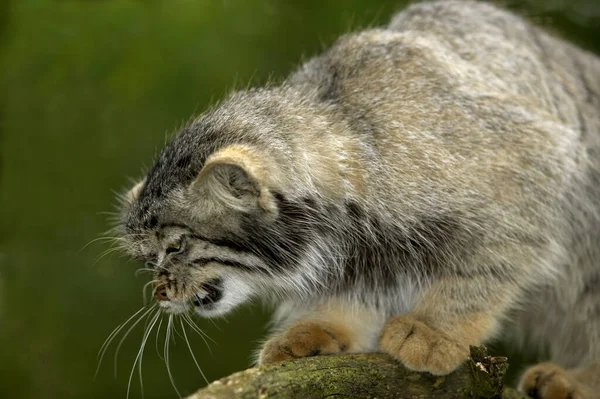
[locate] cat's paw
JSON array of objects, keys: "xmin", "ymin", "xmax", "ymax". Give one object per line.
[
  {"xmin": 379, "ymin": 315, "xmax": 469, "ymax": 375},
  {"xmin": 519, "ymin": 363, "xmax": 590, "ymax": 399},
  {"xmin": 258, "ymin": 321, "xmax": 351, "ymax": 365}
]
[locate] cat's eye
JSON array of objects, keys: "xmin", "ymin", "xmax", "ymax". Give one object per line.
[{"xmin": 166, "ymin": 240, "xmax": 182, "ymax": 254}]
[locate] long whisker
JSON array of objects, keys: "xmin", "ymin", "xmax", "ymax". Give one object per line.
[
  {"xmin": 126, "ymin": 310, "xmax": 161, "ymax": 399},
  {"xmin": 139, "ymin": 311, "xmax": 162, "ymax": 395},
  {"xmin": 182, "ymin": 313, "xmax": 215, "ymax": 352},
  {"xmin": 97, "ymin": 210, "xmax": 121, "ymax": 216},
  {"xmin": 135, "ymin": 268, "xmax": 156, "ymax": 276},
  {"xmin": 171, "ymin": 318, "xmax": 184, "ymax": 341},
  {"xmin": 94, "ymin": 246, "xmax": 123, "ymax": 261},
  {"xmin": 207, "ymin": 316, "xmax": 222, "ymax": 331},
  {"xmin": 94, "ymin": 246, "xmax": 130, "ymax": 265},
  {"xmin": 80, "ymin": 236, "xmax": 125, "ymax": 252},
  {"xmin": 155, "ymin": 317, "xmax": 164, "ymax": 360},
  {"xmin": 95, "ymin": 305, "xmax": 148, "ymax": 379},
  {"xmin": 182, "ymin": 313, "xmax": 212, "ymax": 341},
  {"xmin": 97, "ymin": 305, "xmax": 147, "ymax": 360},
  {"xmin": 164, "ymin": 314, "xmax": 182, "ymax": 398},
  {"xmin": 142, "ymin": 280, "xmax": 160, "ymax": 305},
  {"xmin": 180, "ymin": 318, "xmax": 209, "ymax": 384},
  {"xmin": 113, "ymin": 305, "xmax": 157, "ymax": 378}
]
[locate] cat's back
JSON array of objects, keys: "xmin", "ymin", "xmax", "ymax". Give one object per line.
[
  {"xmin": 292, "ymin": 0, "xmax": 599, "ymax": 141},
  {"xmin": 389, "ymin": 0, "xmax": 599, "ymax": 134}
]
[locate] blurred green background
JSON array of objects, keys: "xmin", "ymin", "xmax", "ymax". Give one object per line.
[{"xmin": 0, "ymin": 0, "xmax": 598, "ymax": 398}]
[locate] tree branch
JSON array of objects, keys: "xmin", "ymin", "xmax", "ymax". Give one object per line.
[{"xmin": 187, "ymin": 346, "xmax": 530, "ymax": 399}]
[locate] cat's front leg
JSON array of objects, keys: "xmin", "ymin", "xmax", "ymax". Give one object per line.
[
  {"xmin": 380, "ymin": 276, "xmax": 513, "ymax": 375},
  {"xmin": 258, "ymin": 299, "xmax": 386, "ymax": 365}
]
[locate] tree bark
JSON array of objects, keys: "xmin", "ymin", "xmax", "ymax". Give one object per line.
[{"xmin": 187, "ymin": 346, "xmax": 530, "ymax": 399}]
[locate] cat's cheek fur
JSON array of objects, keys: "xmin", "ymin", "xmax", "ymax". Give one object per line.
[{"xmin": 193, "ymin": 273, "xmax": 254, "ymax": 318}]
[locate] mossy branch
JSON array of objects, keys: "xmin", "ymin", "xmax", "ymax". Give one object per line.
[{"xmin": 186, "ymin": 346, "xmax": 530, "ymax": 399}]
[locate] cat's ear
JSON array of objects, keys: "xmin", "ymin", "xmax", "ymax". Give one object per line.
[
  {"xmin": 122, "ymin": 179, "xmax": 146, "ymax": 206},
  {"xmin": 191, "ymin": 145, "xmax": 276, "ymax": 213}
]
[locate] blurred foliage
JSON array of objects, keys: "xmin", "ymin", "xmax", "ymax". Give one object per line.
[{"xmin": 0, "ymin": 1, "xmax": 598, "ymax": 398}]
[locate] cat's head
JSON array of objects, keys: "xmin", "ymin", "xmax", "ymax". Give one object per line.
[{"xmin": 118, "ymin": 110, "xmax": 321, "ymax": 317}]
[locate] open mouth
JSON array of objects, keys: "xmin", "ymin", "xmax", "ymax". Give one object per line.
[{"xmin": 191, "ymin": 277, "xmax": 223, "ymax": 308}]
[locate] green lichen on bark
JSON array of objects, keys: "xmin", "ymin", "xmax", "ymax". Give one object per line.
[{"xmin": 187, "ymin": 347, "xmax": 529, "ymax": 399}]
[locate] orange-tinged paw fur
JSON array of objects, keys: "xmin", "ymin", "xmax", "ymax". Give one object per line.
[
  {"xmin": 258, "ymin": 321, "xmax": 351, "ymax": 365},
  {"xmin": 379, "ymin": 315, "xmax": 469, "ymax": 375},
  {"xmin": 519, "ymin": 363, "xmax": 593, "ymax": 399}
]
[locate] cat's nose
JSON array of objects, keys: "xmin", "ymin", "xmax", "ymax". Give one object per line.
[{"xmin": 153, "ymin": 282, "xmax": 169, "ymax": 301}]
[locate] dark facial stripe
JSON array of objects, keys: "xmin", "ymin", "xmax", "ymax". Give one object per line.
[
  {"xmin": 154, "ymin": 222, "xmax": 251, "ymax": 254},
  {"xmin": 188, "ymin": 233, "xmax": 254, "ymax": 255},
  {"xmin": 236, "ymin": 191, "xmax": 320, "ymax": 272},
  {"xmin": 191, "ymin": 257, "xmax": 255, "ymax": 272},
  {"xmin": 202, "ymin": 236, "xmax": 253, "ymax": 254}
]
